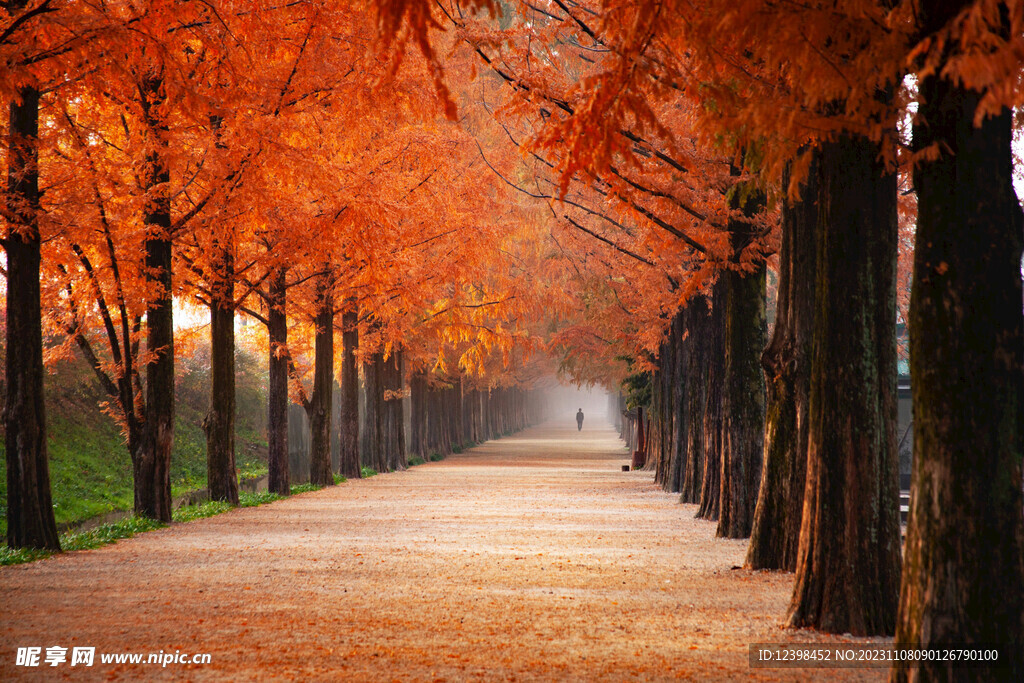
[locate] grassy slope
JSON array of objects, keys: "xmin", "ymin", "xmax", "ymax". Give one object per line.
[{"xmin": 1, "ymin": 347, "xmax": 269, "ymax": 535}]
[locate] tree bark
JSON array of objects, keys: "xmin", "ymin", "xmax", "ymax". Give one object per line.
[
  {"xmin": 892, "ymin": 19, "xmax": 1024, "ymax": 678},
  {"xmin": 338, "ymin": 305, "xmax": 360, "ymax": 479},
  {"xmin": 4, "ymin": 83, "xmax": 60, "ymax": 550},
  {"xmin": 788, "ymin": 132, "xmax": 901, "ymax": 635},
  {"xmin": 717, "ymin": 189, "xmax": 767, "ymax": 539},
  {"xmin": 696, "ymin": 281, "xmax": 726, "ymax": 521},
  {"xmin": 306, "ymin": 278, "xmax": 335, "ymax": 487},
  {"xmin": 267, "ymin": 268, "xmax": 289, "ymax": 495},
  {"xmin": 133, "ymin": 73, "xmax": 174, "ymax": 522},
  {"xmin": 361, "ymin": 351, "xmax": 385, "ymax": 471},
  {"xmin": 205, "ymin": 237, "xmax": 239, "ymax": 504},
  {"xmin": 746, "ymin": 156, "xmax": 819, "ymax": 570},
  {"xmin": 650, "ymin": 365, "xmax": 665, "ymax": 481},
  {"xmin": 381, "ymin": 349, "xmax": 406, "ymax": 471},
  {"xmin": 680, "ymin": 298, "xmax": 709, "ymax": 504},
  {"xmin": 670, "ymin": 313, "xmax": 687, "ymax": 494},
  {"xmin": 410, "ymin": 370, "xmax": 428, "ymax": 460},
  {"xmin": 658, "ymin": 316, "xmax": 681, "ymax": 490}
]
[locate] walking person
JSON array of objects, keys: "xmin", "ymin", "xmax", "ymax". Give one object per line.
[{"xmin": 576, "ymin": 408, "xmax": 584, "ymax": 431}]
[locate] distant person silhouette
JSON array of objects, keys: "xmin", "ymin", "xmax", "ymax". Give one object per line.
[{"xmin": 576, "ymin": 408, "xmax": 584, "ymax": 431}]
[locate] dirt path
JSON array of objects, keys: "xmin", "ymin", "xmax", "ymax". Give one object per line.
[{"xmin": 2, "ymin": 420, "xmax": 886, "ymax": 681}]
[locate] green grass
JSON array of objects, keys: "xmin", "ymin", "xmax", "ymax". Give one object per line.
[
  {"xmin": 407, "ymin": 455, "xmax": 426, "ymax": 467},
  {"xmin": 0, "ymin": 546, "xmax": 52, "ymax": 566},
  {"xmin": 0, "ymin": 478, "xmax": 340, "ymax": 566},
  {"xmin": 172, "ymin": 500, "xmax": 234, "ymax": 523},
  {"xmin": 0, "ymin": 349, "xmax": 270, "ymax": 538},
  {"xmin": 171, "ymin": 490, "xmax": 288, "ymax": 523},
  {"xmin": 360, "ymin": 466, "xmax": 378, "ymax": 478},
  {"xmin": 169, "ymin": 404, "xmax": 268, "ymax": 498},
  {"xmin": 428, "ymin": 452, "xmax": 445, "ymax": 462},
  {"xmin": 241, "ymin": 491, "xmax": 283, "ymax": 506},
  {"xmin": 1, "ymin": 515, "xmax": 165, "ymax": 566},
  {"xmin": 45, "ymin": 414, "xmax": 136, "ymax": 527},
  {"xmin": 63, "ymin": 515, "xmax": 166, "ymax": 550}
]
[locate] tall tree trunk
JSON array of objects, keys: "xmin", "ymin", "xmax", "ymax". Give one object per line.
[
  {"xmin": 651, "ymin": 366, "xmax": 665, "ymax": 482},
  {"xmin": 267, "ymin": 268, "xmax": 289, "ymax": 495},
  {"xmin": 382, "ymin": 350, "xmax": 406, "ymax": 471},
  {"xmin": 306, "ymin": 280, "xmax": 335, "ymax": 487},
  {"xmin": 717, "ymin": 202, "xmax": 767, "ymax": 538},
  {"xmin": 361, "ymin": 351, "xmax": 385, "ymax": 472},
  {"xmin": 697, "ymin": 281, "xmax": 726, "ymax": 521},
  {"xmin": 788, "ymin": 132, "xmax": 901, "ymax": 635},
  {"xmin": 338, "ymin": 305, "xmax": 360, "ymax": 479},
  {"xmin": 4, "ymin": 83, "xmax": 60, "ymax": 550},
  {"xmin": 410, "ymin": 370, "xmax": 427, "ymax": 459},
  {"xmin": 680, "ymin": 297, "xmax": 708, "ymax": 504},
  {"xmin": 670, "ymin": 313, "xmax": 687, "ymax": 494},
  {"xmin": 892, "ymin": 20, "xmax": 1024, "ymax": 679},
  {"xmin": 133, "ymin": 73, "xmax": 174, "ymax": 522},
  {"xmin": 633, "ymin": 406, "xmax": 646, "ymax": 468},
  {"xmin": 205, "ymin": 237, "xmax": 238, "ymax": 504},
  {"xmin": 441, "ymin": 385, "xmax": 454, "ymax": 453},
  {"xmin": 660, "ymin": 316, "xmax": 681, "ymax": 490},
  {"xmin": 747, "ymin": 156, "xmax": 819, "ymax": 570},
  {"xmin": 460, "ymin": 379, "xmax": 471, "ymax": 445}
]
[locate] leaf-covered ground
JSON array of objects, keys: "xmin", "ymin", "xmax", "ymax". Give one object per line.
[{"xmin": 1, "ymin": 421, "xmax": 885, "ymax": 681}]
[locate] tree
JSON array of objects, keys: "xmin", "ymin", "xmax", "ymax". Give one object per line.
[
  {"xmin": 267, "ymin": 267, "xmax": 291, "ymax": 493},
  {"xmin": 132, "ymin": 67, "xmax": 175, "ymax": 522},
  {"xmin": 302, "ymin": 268, "xmax": 336, "ymax": 487},
  {"xmin": 203, "ymin": 225, "xmax": 239, "ymax": 505},
  {"xmin": 787, "ymin": 131, "xmax": 902, "ymax": 635},
  {"xmin": 746, "ymin": 157, "xmax": 820, "ymax": 571},
  {"xmin": 717, "ymin": 179, "xmax": 767, "ymax": 539},
  {"xmin": 4, "ymin": 70, "xmax": 60, "ymax": 550},
  {"xmin": 361, "ymin": 343, "xmax": 406, "ymax": 473},
  {"xmin": 338, "ymin": 304, "xmax": 360, "ymax": 479},
  {"xmin": 893, "ymin": 2, "xmax": 1024, "ymax": 678}
]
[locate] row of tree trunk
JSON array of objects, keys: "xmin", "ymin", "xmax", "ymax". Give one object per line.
[
  {"xmin": 627, "ymin": 75, "xmax": 1023, "ymax": 674},
  {"xmin": 638, "ymin": 136, "xmax": 902, "ymax": 636},
  {"xmin": 361, "ymin": 349, "xmax": 406, "ymax": 473},
  {"xmin": 410, "ymin": 373, "xmax": 542, "ymax": 460}
]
